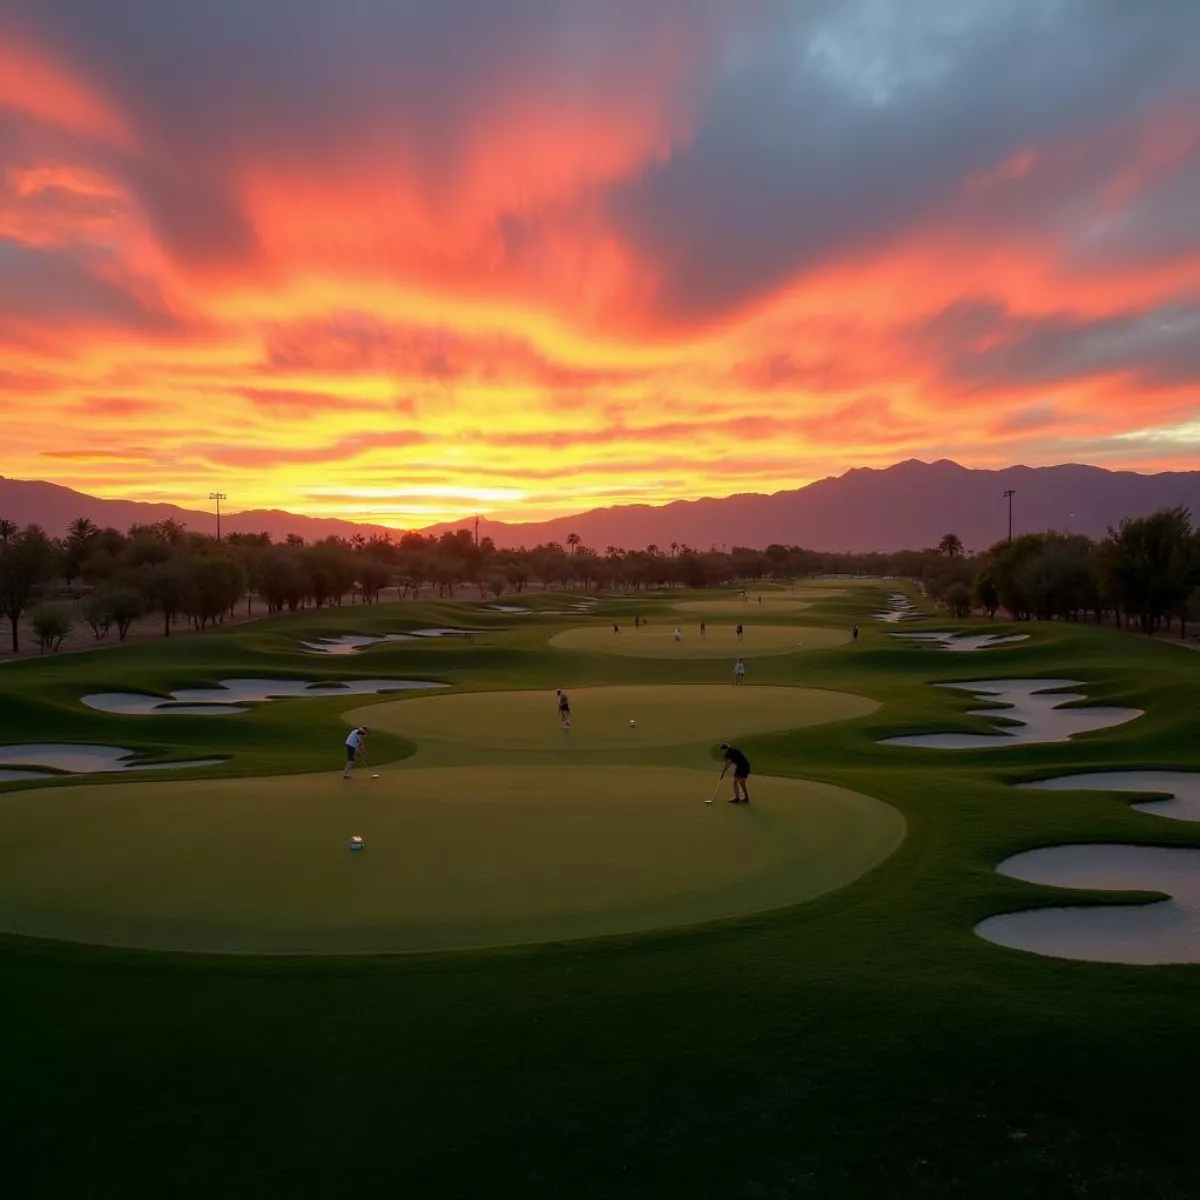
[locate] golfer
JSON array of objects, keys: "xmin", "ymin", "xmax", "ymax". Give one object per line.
[
  {"xmin": 719, "ymin": 743, "xmax": 751, "ymax": 804},
  {"xmin": 673, "ymin": 627, "xmax": 683, "ymax": 642},
  {"xmin": 733, "ymin": 657, "xmax": 746, "ymax": 685},
  {"xmin": 343, "ymin": 726, "xmax": 368, "ymax": 779},
  {"xmin": 851, "ymin": 624, "xmax": 859, "ymax": 644},
  {"xmin": 556, "ymin": 688, "xmax": 571, "ymax": 730},
  {"xmin": 700, "ymin": 621, "xmax": 706, "ymax": 637},
  {"xmin": 736, "ymin": 623, "xmax": 744, "ymax": 641}
]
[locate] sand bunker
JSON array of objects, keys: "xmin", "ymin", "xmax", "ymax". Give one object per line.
[
  {"xmin": 975, "ymin": 844, "xmax": 1200, "ymax": 964},
  {"xmin": 301, "ymin": 633, "xmax": 417, "ymax": 655},
  {"xmin": 892, "ymin": 631, "xmax": 1029, "ymax": 652},
  {"xmin": 880, "ymin": 679, "xmax": 1142, "ymax": 749},
  {"xmin": 1019, "ymin": 771, "xmax": 1200, "ymax": 823},
  {"xmin": 82, "ymin": 677, "xmax": 447, "ymax": 716},
  {"xmin": 0, "ymin": 744, "xmax": 220, "ymax": 781},
  {"xmin": 872, "ymin": 594, "xmax": 921, "ymax": 623},
  {"xmin": 302, "ymin": 629, "xmax": 485, "ymax": 654}
]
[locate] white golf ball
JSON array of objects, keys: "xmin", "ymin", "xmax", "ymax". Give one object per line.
[{"xmin": 629, "ymin": 719, "xmax": 636, "ymax": 727}]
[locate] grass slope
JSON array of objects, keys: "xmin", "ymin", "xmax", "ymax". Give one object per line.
[{"xmin": 2, "ymin": 580, "xmax": 1199, "ymax": 1198}]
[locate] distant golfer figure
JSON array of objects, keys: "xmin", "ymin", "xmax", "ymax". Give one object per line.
[
  {"xmin": 719, "ymin": 743, "xmax": 751, "ymax": 804},
  {"xmin": 673, "ymin": 627, "xmax": 683, "ymax": 642},
  {"xmin": 700, "ymin": 621, "xmax": 707, "ymax": 638},
  {"xmin": 556, "ymin": 688, "xmax": 571, "ymax": 730},
  {"xmin": 635, "ymin": 615, "xmax": 640, "ymax": 628},
  {"xmin": 851, "ymin": 624, "xmax": 859, "ymax": 644},
  {"xmin": 736, "ymin": 623, "xmax": 744, "ymax": 641},
  {"xmin": 733, "ymin": 657, "xmax": 746, "ymax": 685},
  {"xmin": 613, "ymin": 622, "xmax": 620, "ymax": 634},
  {"xmin": 343, "ymin": 726, "xmax": 368, "ymax": 779}
]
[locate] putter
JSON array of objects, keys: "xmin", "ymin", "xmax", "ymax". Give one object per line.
[
  {"xmin": 361, "ymin": 751, "xmax": 380, "ymax": 780},
  {"xmin": 705, "ymin": 777, "xmax": 722, "ymax": 805}
]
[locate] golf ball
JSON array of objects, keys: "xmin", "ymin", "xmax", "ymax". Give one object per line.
[
  {"xmin": 349, "ymin": 836, "xmax": 365, "ymax": 852},
  {"xmin": 629, "ymin": 719, "xmax": 637, "ymax": 727}
]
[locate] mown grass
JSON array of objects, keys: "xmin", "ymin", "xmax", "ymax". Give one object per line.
[{"xmin": 2, "ymin": 580, "xmax": 1199, "ymax": 1198}]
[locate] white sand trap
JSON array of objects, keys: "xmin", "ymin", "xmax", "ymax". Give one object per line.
[
  {"xmin": 976, "ymin": 844, "xmax": 1200, "ymax": 964},
  {"xmin": 872, "ymin": 594, "xmax": 921, "ymax": 623},
  {"xmin": 486, "ymin": 605, "xmax": 531, "ymax": 614},
  {"xmin": 1019, "ymin": 771, "xmax": 1200, "ymax": 823},
  {"xmin": 301, "ymin": 633, "xmax": 417, "ymax": 655},
  {"xmin": 880, "ymin": 679, "xmax": 1142, "ymax": 749},
  {"xmin": 82, "ymin": 677, "xmax": 447, "ymax": 716},
  {"xmin": 892, "ymin": 631, "xmax": 1029, "ymax": 652},
  {"xmin": 0, "ymin": 743, "xmax": 220, "ymax": 779},
  {"xmin": 409, "ymin": 628, "xmax": 486, "ymax": 638}
]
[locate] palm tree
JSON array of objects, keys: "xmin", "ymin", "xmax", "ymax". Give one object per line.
[
  {"xmin": 938, "ymin": 533, "xmax": 964, "ymax": 558},
  {"xmin": 566, "ymin": 532, "xmax": 581, "ymax": 556},
  {"xmin": 67, "ymin": 516, "xmax": 99, "ymax": 545},
  {"xmin": 670, "ymin": 542, "xmax": 679, "ymax": 557},
  {"xmin": 0, "ymin": 518, "xmax": 16, "ymax": 546}
]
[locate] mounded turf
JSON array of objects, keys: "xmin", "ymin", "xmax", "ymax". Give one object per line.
[
  {"xmin": 550, "ymin": 622, "xmax": 847, "ymax": 657},
  {"xmin": 0, "ymin": 765, "xmax": 903, "ymax": 953},
  {"xmin": 349, "ymin": 684, "xmax": 878, "ymax": 750}
]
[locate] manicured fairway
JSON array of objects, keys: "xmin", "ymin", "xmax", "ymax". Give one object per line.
[
  {"xmin": 550, "ymin": 622, "xmax": 847, "ymax": 657},
  {"xmin": 5, "ymin": 589, "xmax": 1200, "ymax": 1199},
  {"xmin": 0, "ymin": 765, "xmax": 903, "ymax": 953},
  {"xmin": 350, "ymin": 684, "xmax": 878, "ymax": 750}
]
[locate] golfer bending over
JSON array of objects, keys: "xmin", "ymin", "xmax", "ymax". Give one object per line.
[
  {"xmin": 343, "ymin": 726, "xmax": 369, "ymax": 779},
  {"xmin": 719, "ymin": 742, "xmax": 751, "ymax": 804}
]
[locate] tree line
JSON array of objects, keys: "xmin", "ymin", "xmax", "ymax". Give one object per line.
[
  {"xmin": 0, "ymin": 515, "xmax": 953, "ymax": 653},
  {"xmin": 2, "ymin": 507, "xmax": 1196, "ymax": 653},
  {"xmin": 970, "ymin": 507, "xmax": 1200, "ymax": 635}
]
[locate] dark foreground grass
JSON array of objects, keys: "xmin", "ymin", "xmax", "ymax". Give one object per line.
[{"xmin": 2, "ymin": 582, "xmax": 1200, "ymax": 1198}]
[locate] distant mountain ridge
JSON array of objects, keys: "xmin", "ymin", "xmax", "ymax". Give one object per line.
[
  {"xmin": 0, "ymin": 477, "xmax": 397, "ymax": 544},
  {"xmin": 2, "ymin": 460, "xmax": 1199, "ymax": 552}
]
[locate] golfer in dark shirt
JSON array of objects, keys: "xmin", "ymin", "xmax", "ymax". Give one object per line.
[{"xmin": 719, "ymin": 742, "xmax": 751, "ymax": 804}]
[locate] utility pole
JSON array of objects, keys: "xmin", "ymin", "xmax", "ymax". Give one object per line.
[
  {"xmin": 209, "ymin": 492, "xmax": 227, "ymax": 542},
  {"xmin": 1003, "ymin": 489, "xmax": 1015, "ymax": 543},
  {"xmin": 474, "ymin": 514, "xmax": 479, "ymax": 549}
]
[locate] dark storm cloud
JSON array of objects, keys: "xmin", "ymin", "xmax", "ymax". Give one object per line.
[
  {"xmin": 605, "ymin": 0, "xmax": 1200, "ymax": 322},
  {"xmin": 917, "ymin": 298, "xmax": 1200, "ymax": 391},
  {"xmin": 0, "ymin": 241, "xmax": 180, "ymax": 333},
  {"xmin": 4, "ymin": 0, "xmax": 1199, "ymax": 330}
]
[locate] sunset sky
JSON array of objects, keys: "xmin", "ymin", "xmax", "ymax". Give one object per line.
[{"xmin": 2, "ymin": 1, "xmax": 1199, "ymax": 526}]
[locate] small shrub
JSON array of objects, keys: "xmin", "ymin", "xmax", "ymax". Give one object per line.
[{"xmin": 30, "ymin": 603, "xmax": 74, "ymax": 654}]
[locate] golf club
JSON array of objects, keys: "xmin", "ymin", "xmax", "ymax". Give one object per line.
[
  {"xmin": 705, "ymin": 776, "xmax": 722, "ymax": 805},
  {"xmin": 360, "ymin": 749, "xmax": 380, "ymax": 779}
]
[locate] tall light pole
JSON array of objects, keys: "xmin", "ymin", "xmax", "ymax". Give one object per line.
[
  {"xmin": 209, "ymin": 492, "xmax": 227, "ymax": 542},
  {"xmin": 1003, "ymin": 489, "xmax": 1015, "ymax": 543}
]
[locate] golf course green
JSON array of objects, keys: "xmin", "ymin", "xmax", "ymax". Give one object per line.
[
  {"xmin": 2, "ymin": 580, "xmax": 1199, "ymax": 1198},
  {"xmin": 673, "ymin": 591, "xmax": 844, "ymax": 615},
  {"xmin": 0, "ymin": 765, "xmax": 902, "ymax": 953},
  {"xmin": 550, "ymin": 621, "xmax": 846, "ymax": 656},
  {"xmin": 351, "ymin": 683, "xmax": 877, "ymax": 750}
]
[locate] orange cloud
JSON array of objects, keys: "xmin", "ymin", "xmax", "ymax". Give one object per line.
[
  {"xmin": 2, "ymin": 4, "xmax": 1199, "ymax": 525},
  {"xmin": 0, "ymin": 34, "xmax": 135, "ymax": 148}
]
